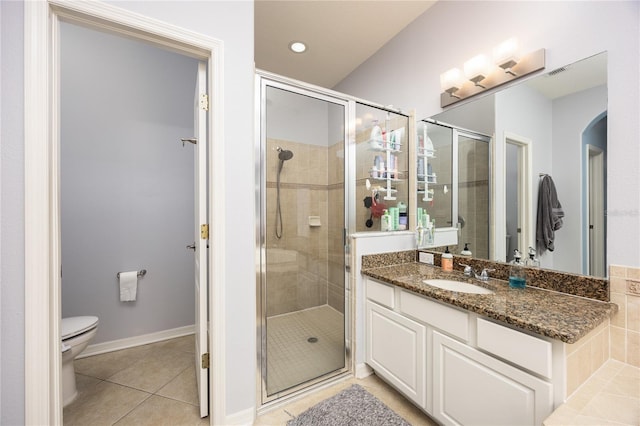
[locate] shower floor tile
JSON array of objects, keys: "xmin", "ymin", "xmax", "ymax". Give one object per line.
[{"xmin": 266, "ymin": 305, "xmax": 345, "ymax": 395}]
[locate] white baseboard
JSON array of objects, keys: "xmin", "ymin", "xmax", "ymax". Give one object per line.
[
  {"xmin": 79, "ymin": 325, "xmax": 195, "ymax": 358},
  {"xmin": 223, "ymin": 406, "xmax": 255, "ymax": 426},
  {"xmin": 355, "ymin": 362, "xmax": 374, "ymax": 379}
]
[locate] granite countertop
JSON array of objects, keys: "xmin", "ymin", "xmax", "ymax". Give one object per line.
[{"xmin": 362, "ymin": 262, "xmax": 617, "ymax": 344}]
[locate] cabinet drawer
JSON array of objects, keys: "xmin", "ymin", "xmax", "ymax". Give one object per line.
[
  {"xmin": 477, "ymin": 318, "xmax": 553, "ymax": 379},
  {"xmin": 400, "ymin": 290, "xmax": 469, "ymax": 341},
  {"xmin": 366, "ymin": 278, "xmax": 395, "ymax": 309}
]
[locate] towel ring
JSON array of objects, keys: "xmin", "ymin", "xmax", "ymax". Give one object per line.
[{"xmin": 117, "ymin": 269, "xmax": 147, "ymax": 279}]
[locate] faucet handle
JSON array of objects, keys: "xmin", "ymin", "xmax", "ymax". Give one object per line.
[
  {"xmin": 458, "ymin": 263, "xmax": 473, "ymax": 277},
  {"xmin": 479, "ymin": 268, "xmax": 495, "ymax": 281}
]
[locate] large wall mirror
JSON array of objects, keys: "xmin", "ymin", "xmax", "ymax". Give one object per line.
[{"xmin": 426, "ymin": 52, "xmax": 607, "ymax": 277}]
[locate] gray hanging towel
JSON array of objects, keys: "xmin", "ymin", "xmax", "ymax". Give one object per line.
[{"xmin": 536, "ymin": 175, "xmax": 564, "ymax": 254}]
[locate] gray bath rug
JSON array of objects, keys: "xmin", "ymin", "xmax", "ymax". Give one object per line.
[{"xmin": 286, "ymin": 384, "xmax": 411, "ymax": 426}]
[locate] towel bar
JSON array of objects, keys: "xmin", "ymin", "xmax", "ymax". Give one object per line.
[{"xmin": 117, "ymin": 269, "xmax": 147, "ymax": 279}]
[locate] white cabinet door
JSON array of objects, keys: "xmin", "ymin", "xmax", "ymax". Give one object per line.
[
  {"xmin": 366, "ymin": 300, "xmax": 426, "ymax": 407},
  {"xmin": 433, "ymin": 331, "xmax": 552, "ymax": 426}
]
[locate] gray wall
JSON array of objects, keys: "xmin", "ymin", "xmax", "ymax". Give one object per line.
[
  {"xmin": 60, "ymin": 22, "xmax": 197, "ymax": 344},
  {"xmin": 1, "ymin": 2, "xmax": 25, "ymax": 424},
  {"xmin": 1, "ymin": 1, "xmax": 255, "ymax": 422}
]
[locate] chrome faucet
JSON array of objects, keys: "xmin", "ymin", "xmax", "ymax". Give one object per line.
[{"xmin": 458, "ymin": 263, "xmax": 494, "ymax": 281}]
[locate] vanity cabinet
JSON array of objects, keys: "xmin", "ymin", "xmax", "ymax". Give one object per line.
[
  {"xmin": 364, "ymin": 276, "xmax": 557, "ymax": 425},
  {"xmin": 433, "ymin": 331, "xmax": 552, "ymax": 426},
  {"xmin": 365, "ymin": 279, "xmax": 425, "ymax": 406}
]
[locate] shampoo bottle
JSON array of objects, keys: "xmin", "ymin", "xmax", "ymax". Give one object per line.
[
  {"xmin": 370, "ymin": 120, "xmax": 382, "ymax": 144},
  {"xmin": 441, "ymin": 246, "xmax": 453, "ymax": 271},
  {"xmin": 381, "ymin": 209, "xmax": 390, "ymax": 232}
]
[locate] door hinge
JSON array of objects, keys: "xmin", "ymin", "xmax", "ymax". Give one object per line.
[
  {"xmin": 201, "ymin": 224, "xmax": 209, "ymax": 240},
  {"xmin": 200, "ymin": 94, "xmax": 209, "ymax": 111},
  {"xmin": 201, "ymin": 352, "xmax": 210, "ymax": 369}
]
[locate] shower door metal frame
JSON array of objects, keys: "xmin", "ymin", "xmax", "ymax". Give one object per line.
[{"xmin": 255, "ymin": 70, "xmax": 355, "ymax": 408}]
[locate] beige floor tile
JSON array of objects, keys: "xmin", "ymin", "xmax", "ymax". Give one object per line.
[
  {"xmin": 114, "ymin": 395, "xmax": 208, "ymax": 426},
  {"xmin": 157, "ymin": 364, "xmax": 199, "ymax": 406},
  {"xmin": 75, "ymin": 344, "xmax": 153, "ymax": 379},
  {"xmin": 75, "ymin": 373, "xmax": 102, "ymax": 394},
  {"xmin": 63, "ymin": 381, "xmax": 151, "ymax": 426},
  {"xmin": 571, "ymin": 414, "xmax": 632, "ymax": 425},
  {"xmin": 150, "ymin": 334, "xmax": 195, "ymax": 354},
  {"xmin": 107, "ymin": 347, "xmax": 192, "ymax": 393},
  {"xmin": 603, "ymin": 373, "xmax": 640, "ymax": 398},
  {"xmin": 580, "ymin": 393, "xmax": 640, "ymax": 425}
]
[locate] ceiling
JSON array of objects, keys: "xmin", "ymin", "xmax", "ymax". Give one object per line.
[{"xmin": 255, "ymin": 0, "xmax": 437, "ymax": 89}]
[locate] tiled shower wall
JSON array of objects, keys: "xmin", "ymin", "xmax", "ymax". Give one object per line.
[
  {"xmin": 458, "ymin": 139, "xmax": 490, "ymax": 259},
  {"xmin": 265, "ymin": 138, "xmax": 345, "ymax": 316}
]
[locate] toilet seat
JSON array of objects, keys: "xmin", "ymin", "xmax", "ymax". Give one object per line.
[{"xmin": 62, "ymin": 316, "xmax": 99, "ymax": 341}]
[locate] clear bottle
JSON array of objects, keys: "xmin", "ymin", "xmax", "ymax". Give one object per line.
[
  {"xmin": 509, "ymin": 249, "xmax": 526, "ymax": 289},
  {"xmin": 525, "ymin": 246, "xmax": 540, "ymax": 267}
]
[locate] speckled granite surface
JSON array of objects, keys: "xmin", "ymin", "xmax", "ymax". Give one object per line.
[
  {"xmin": 361, "ymin": 261, "xmax": 617, "ymax": 344},
  {"xmin": 417, "ymin": 249, "xmax": 610, "ymax": 302}
]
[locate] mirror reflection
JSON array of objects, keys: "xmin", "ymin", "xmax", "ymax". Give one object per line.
[{"xmin": 427, "ymin": 52, "xmax": 607, "ymax": 277}]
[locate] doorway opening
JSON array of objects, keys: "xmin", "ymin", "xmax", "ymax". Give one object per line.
[
  {"xmin": 504, "ymin": 133, "xmax": 533, "ymax": 262},
  {"xmin": 24, "ymin": 3, "xmax": 224, "ymax": 424}
]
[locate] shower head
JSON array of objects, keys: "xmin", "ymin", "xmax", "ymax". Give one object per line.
[{"xmin": 276, "ymin": 147, "xmax": 294, "ymax": 161}]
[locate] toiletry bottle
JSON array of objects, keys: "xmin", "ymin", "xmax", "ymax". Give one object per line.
[
  {"xmin": 460, "ymin": 243, "xmax": 472, "ymax": 257},
  {"xmin": 426, "ymin": 219, "xmax": 434, "ymax": 245},
  {"xmin": 416, "ymin": 223, "xmax": 424, "ymax": 248},
  {"xmin": 397, "ymin": 202, "xmax": 407, "ymax": 230},
  {"xmin": 381, "ymin": 209, "xmax": 390, "ymax": 232},
  {"xmin": 370, "ymin": 120, "xmax": 382, "ymax": 144},
  {"xmin": 442, "ymin": 247, "xmax": 453, "ymax": 271},
  {"xmin": 525, "ymin": 246, "xmax": 540, "ymax": 267},
  {"xmin": 509, "ymin": 249, "xmax": 526, "ymax": 289}
]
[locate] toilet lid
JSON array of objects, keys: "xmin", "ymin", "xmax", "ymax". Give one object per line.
[{"xmin": 62, "ymin": 316, "xmax": 98, "ymax": 340}]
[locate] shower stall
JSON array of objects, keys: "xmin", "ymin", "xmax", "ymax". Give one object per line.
[{"xmin": 256, "ymin": 73, "xmax": 351, "ymax": 405}]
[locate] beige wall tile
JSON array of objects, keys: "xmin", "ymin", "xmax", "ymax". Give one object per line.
[
  {"xmin": 609, "ymin": 265, "xmax": 627, "ymax": 278},
  {"xmin": 610, "ymin": 292, "xmax": 627, "ymax": 328},
  {"xmin": 627, "ymin": 267, "xmax": 640, "ymax": 280},
  {"xmin": 610, "ymin": 277, "xmax": 627, "ymax": 294},
  {"xmin": 627, "ymin": 295, "xmax": 640, "ymax": 332},
  {"xmin": 627, "ymin": 330, "xmax": 640, "ymax": 368},
  {"xmin": 610, "ymin": 326, "xmax": 626, "ymax": 362}
]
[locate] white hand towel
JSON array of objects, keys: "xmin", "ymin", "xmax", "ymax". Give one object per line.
[{"xmin": 119, "ymin": 271, "xmax": 138, "ymax": 302}]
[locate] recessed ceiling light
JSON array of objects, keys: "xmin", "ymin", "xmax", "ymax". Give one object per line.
[{"xmin": 289, "ymin": 41, "xmax": 307, "ymax": 54}]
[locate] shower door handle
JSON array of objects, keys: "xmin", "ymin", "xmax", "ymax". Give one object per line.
[{"xmin": 186, "ymin": 243, "xmax": 196, "ymax": 251}]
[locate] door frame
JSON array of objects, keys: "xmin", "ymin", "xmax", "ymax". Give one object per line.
[
  {"xmin": 254, "ymin": 71, "xmax": 353, "ymax": 408},
  {"xmin": 24, "ymin": 1, "xmax": 225, "ymax": 424},
  {"xmin": 503, "ymin": 132, "xmax": 533, "ymax": 260},
  {"xmin": 586, "ymin": 144, "xmax": 605, "ymax": 276}
]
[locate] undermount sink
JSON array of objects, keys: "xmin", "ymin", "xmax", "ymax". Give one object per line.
[{"xmin": 423, "ymin": 279, "xmax": 494, "ymax": 295}]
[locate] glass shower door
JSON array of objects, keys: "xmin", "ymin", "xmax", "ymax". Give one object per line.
[{"xmin": 258, "ymin": 79, "xmax": 348, "ymax": 402}]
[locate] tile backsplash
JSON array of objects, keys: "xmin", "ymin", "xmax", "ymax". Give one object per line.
[{"xmin": 609, "ymin": 264, "xmax": 640, "ymax": 368}]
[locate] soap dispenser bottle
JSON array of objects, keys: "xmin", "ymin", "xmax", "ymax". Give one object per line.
[
  {"xmin": 509, "ymin": 249, "xmax": 526, "ymax": 289},
  {"xmin": 460, "ymin": 243, "xmax": 472, "ymax": 257},
  {"xmin": 441, "ymin": 247, "xmax": 453, "ymax": 271},
  {"xmin": 525, "ymin": 246, "xmax": 540, "ymax": 267}
]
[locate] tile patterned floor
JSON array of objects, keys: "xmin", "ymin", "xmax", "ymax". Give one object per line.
[
  {"xmin": 266, "ymin": 305, "xmax": 345, "ymax": 395},
  {"xmin": 255, "ymin": 373, "xmax": 439, "ymax": 426},
  {"xmin": 64, "ymin": 334, "xmax": 207, "ymax": 426},
  {"xmin": 544, "ymin": 359, "xmax": 640, "ymax": 426}
]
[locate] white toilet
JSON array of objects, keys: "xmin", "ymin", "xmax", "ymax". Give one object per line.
[{"xmin": 61, "ymin": 316, "xmax": 99, "ymax": 407}]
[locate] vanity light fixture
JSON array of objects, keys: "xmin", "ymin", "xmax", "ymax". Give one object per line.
[
  {"xmin": 464, "ymin": 54, "xmax": 492, "ymax": 88},
  {"xmin": 494, "ymin": 37, "xmax": 520, "ymax": 76},
  {"xmin": 289, "ymin": 41, "xmax": 307, "ymax": 53},
  {"xmin": 440, "ymin": 38, "xmax": 545, "ymax": 108},
  {"xmin": 439, "ymin": 67, "xmax": 465, "ymax": 98}
]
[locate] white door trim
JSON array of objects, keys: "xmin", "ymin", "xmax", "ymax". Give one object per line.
[
  {"xmin": 503, "ymin": 131, "xmax": 533, "ymax": 260},
  {"xmin": 24, "ymin": 1, "xmax": 226, "ymax": 424}
]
